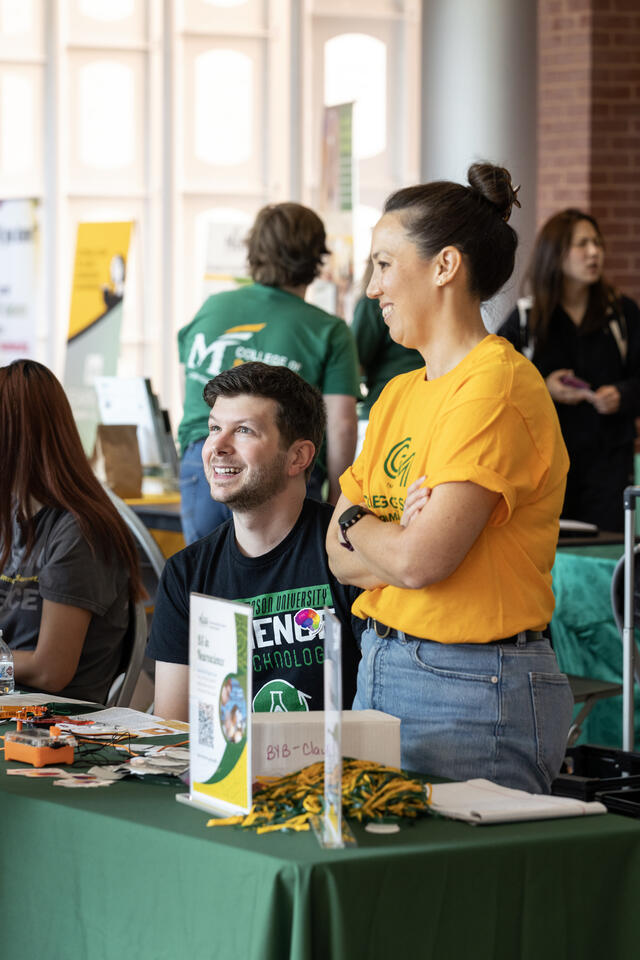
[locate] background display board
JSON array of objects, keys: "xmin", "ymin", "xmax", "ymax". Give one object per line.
[
  {"xmin": 64, "ymin": 221, "xmax": 133, "ymax": 452},
  {"xmin": 0, "ymin": 198, "xmax": 39, "ymax": 365}
]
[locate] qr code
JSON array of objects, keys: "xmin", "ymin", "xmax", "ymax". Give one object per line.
[{"xmin": 198, "ymin": 702, "xmax": 215, "ymax": 747}]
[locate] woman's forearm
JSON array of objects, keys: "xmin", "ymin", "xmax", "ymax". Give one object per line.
[
  {"xmin": 331, "ymin": 482, "xmax": 501, "ymax": 591},
  {"xmin": 326, "ymin": 494, "xmax": 389, "ymax": 589},
  {"xmin": 339, "ymin": 515, "xmax": 418, "ymax": 588},
  {"xmin": 13, "ymin": 599, "xmax": 91, "ymax": 692},
  {"xmin": 327, "ymin": 541, "xmax": 388, "ymax": 590},
  {"xmin": 326, "ymin": 502, "xmax": 409, "ymax": 589},
  {"xmin": 12, "ymin": 648, "xmax": 66, "ymax": 693}
]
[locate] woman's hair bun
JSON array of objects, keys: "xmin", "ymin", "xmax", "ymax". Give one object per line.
[{"xmin": 467, "ymin": 162, "xmax": 521, "ymax": 222}]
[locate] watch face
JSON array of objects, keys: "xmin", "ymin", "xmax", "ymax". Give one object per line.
[{"xmin": 339, "ymin": 504, "xmax": 363, "ymax": 527}]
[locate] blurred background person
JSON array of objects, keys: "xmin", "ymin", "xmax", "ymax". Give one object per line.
[
  {"xmin": 0, "ymin": 360, "xmax": 143, "ymax": 703},
  {"xmin": 177, "ymin": 202, "xmax": 360, "ymax": 544},
  {"xmin": 499, "ymin": 209, "xmax": 640, "ymax": 532},
  {"xmin": 351, "ymin": 261, "xmax": 423, "ymax": 452}
]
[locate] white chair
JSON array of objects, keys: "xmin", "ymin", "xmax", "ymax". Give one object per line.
[
  {"xmin": 102, "ymin": 486, "xmax": 166, "ymax": 606},
  {"xmin": 107, "ymin": 600, "xmax": 149, "ymax": 708},
  {"xmin": 102, "ymin": 487, "xmax": 167, "ymax": 710}
]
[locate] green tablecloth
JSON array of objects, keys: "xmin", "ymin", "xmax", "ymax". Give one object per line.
[
  {"xmin": 3, "ymin": 763, "xmax": 640, "ymax": 960},
  {"xmin": 552, "ymin": 542, "xmax": 640, "ymax": 748}
]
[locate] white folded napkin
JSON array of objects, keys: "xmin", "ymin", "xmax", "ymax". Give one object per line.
[{"xmin": 429, "ymin": 778, "xmax": 606, "ymax": 824}]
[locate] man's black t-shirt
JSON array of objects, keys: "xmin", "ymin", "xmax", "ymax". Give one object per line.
[{"xmin": 147, "ymin": 499, "xmax": 362, "ymax": 711}]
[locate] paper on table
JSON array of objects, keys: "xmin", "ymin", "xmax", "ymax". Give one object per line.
[
  {"xmin": 54, "ymin": 777, "xmax": 112, "ymax": 788},
  {"xmin": 0, "ymin": 693, "xmax": 97, "ymax": 707},
  {"xmin": 429, "ymin": 778, "xmax": 607, "ymax": 824},
  {"xmin": 59, "ymin": 707, "xmax": 186, "ymax": 738},
  {"xmin": 6, "ymin": 767, "xmax": 72, "ymax": 778}
]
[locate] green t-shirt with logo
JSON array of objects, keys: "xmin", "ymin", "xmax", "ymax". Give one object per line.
[{"xmin": 177, "ymin": 284, "xmax": 360, "ymax": 471}]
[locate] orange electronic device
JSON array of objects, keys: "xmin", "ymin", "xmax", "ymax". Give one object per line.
[
  {"xmin": 0, "ymin": 704, "xmax": 48, "ymax": 721},
  {"xmin": 2, "ymin": 724, "xmax": 76, "ymax": 767}
]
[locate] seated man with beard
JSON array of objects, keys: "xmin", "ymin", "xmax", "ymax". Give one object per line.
[{"xmin": 147, "ymin": 362, "xmax": 361, "ymax": 720}]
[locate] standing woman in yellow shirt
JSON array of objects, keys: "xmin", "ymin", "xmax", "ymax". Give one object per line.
[{"xmin": 327, "ymin": 163, "xmax": 573, "ymax": 794}]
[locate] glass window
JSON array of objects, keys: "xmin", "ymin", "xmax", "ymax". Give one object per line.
[
  {"xmin": 353, "ymin": 203, "xmax": 381, "ymax": 281},
  {"xmin": 203, "ymin": 0, "xmax": 248, "ymax": 7},
  {"xmin": 324, "ymin": 33, "xmax": 386, "ymax": 160},
  {"xmin": 1, "ymin": 0, "xmax": 34, "ymax": 35},
  {"xmin": 0, "ymin": 0, "xmax": 42, "ymax": 59},
  {"xmin": 195, "ymin": 50, "xmax": 252, "ymax": 166},
  {"xmin": 79, "ymin": 0, "xmax": 134, "ymax": 21},
  {"xmin": 183, "ymin": 0, "xmax": 263, "ymax": 32},
  {"xmin": 69, "ymin": 0, "xmax": 145, "ymax": 44},
  {"xmin": 1, "ymin": 71, "xmax": 34, "ymax": 174},
  {"xmin": 79, "ymin": 60, "xmax": 135, "ymax": 170}
]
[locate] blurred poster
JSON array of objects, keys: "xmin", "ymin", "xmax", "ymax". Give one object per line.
[
  {"xmin": 64, "ymin": 221, "xmax": 133, "ymax": 452},
  {"xmin": 310, "ymin": 103, "xmax": 355, "ymax": 321},
  {"xmin": 0, "ymin": 199, "xmax": 39, "ymax": 366},
  {"xmin": 200, "ymin": 211, "xmax": 252, "ymax": 301},
  {"xmin": 320, "ymin": 102, "xmax": 354, "ymax": 214}
]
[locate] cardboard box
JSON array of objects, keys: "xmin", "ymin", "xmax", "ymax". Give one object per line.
[{"xmin": 251, "ymin": 709, "xmax": 401, "ymax": 778}]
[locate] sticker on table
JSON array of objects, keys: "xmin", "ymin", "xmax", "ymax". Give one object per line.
[{"xmin": 53, "ymin": 775, "xmax": 112, "ymax": 788}]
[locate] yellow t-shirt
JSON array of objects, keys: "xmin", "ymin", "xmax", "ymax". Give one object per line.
[{"xmin": 340, "ymin": 335, "xmax": 569, "ymax": 643}]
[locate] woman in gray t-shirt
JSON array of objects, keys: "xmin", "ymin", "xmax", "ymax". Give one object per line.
[{"xmin": 0, "ymin": 360, "xmax": 143, "ymax": 703}]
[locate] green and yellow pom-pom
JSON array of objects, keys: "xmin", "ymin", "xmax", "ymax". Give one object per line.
[{"xmin": 207, "ymin": 759, "xmax": 431, "ymax": 834}]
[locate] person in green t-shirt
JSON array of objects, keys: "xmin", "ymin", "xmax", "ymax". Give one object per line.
[
  {"xmin": 352, "ymin": 288, "xmax": 424, "ymax": 420},
  {"xmin": 177, "ymin": 203, "xmax": 360, "ymax": 543}
]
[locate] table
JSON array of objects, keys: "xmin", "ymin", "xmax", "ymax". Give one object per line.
[
  {"xmin": 3, "ymin": 757, "xmax": 640, "ymax": 960},
  {"xmin": 552, "ymin": 538, "xmax": 640, "ymax": 749},
  {"xmin": 125, "ymin": 494, "xmax": 185, "ymax": 558}
]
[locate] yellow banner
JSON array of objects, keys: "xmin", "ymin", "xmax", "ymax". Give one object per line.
[{"xmin": 67, "ymin": 221, "xmax": 132, "ymax": 341}]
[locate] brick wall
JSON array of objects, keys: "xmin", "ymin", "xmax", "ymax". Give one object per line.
[
  {"xmin": 538, "ymin": 0, "xmax": 593, "ymax": 221},
  {"xmin": 538, "ymin": 0, "xmax": 640, "ymax": 305}
]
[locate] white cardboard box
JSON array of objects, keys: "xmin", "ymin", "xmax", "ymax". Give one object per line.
[{"xmin": 251, "ymin": 709, "xmax": 401, "ymax": 778}]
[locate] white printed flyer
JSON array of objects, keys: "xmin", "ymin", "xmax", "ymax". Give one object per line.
[{"xmin": 187, "ymin": 593, "xmax": 252, "ymax": 817}]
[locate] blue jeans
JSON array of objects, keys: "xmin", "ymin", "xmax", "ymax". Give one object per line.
[
  {"xmin": 353, "ymin": 626, "xmax": 574, "ymax": 794},
  {"xmin": 179, "ymin": 439, "xmax": 231, "ymax": 545}
]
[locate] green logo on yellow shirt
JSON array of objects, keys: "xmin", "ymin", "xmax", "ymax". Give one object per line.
[{"xmin": 383, "ymin": 437, "xmax": 415, "ymax": 487}]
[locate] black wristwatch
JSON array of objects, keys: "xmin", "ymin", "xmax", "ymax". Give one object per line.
[{"xmin": 338, "ymin": 504, "xmax": 371, "ymax": 551}]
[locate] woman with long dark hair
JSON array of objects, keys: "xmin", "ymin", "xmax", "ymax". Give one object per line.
[
  {"xmin": 327, "ymin": 164, "xmax": 573, "ymax": 794},
  {"xmin": 498, "ymin": 209, "xmax": 640, "ymax": 531},
  {"xmin": 0, "ymin": 359, "xmax": 143, "ymax": 702}
]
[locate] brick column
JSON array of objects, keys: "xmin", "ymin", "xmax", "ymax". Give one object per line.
[{"xmin": 538, "ymin": 0, "xmax": 640, "ymax": 305}]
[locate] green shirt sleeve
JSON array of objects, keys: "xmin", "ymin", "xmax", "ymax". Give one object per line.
[{"xmin": 321, "ymin": 320, "xmax": 361, "ymax": 397}]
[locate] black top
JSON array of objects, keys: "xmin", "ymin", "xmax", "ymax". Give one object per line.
[
  {"xmin": 498, "ymin": 297, "xmax": 640, "ymax": 454},
  {"xmin": 147, "ymin": 498, "xmax": 362, "ymax": 711},
  {"xmin": 498, "ymin": 296, "xmax": 640, "ymax": 530}
]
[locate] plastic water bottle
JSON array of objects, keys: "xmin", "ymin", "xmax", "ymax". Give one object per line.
[{"xmin": 0, "ymin": 629, "xmax": 15, "ymax": 695}]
